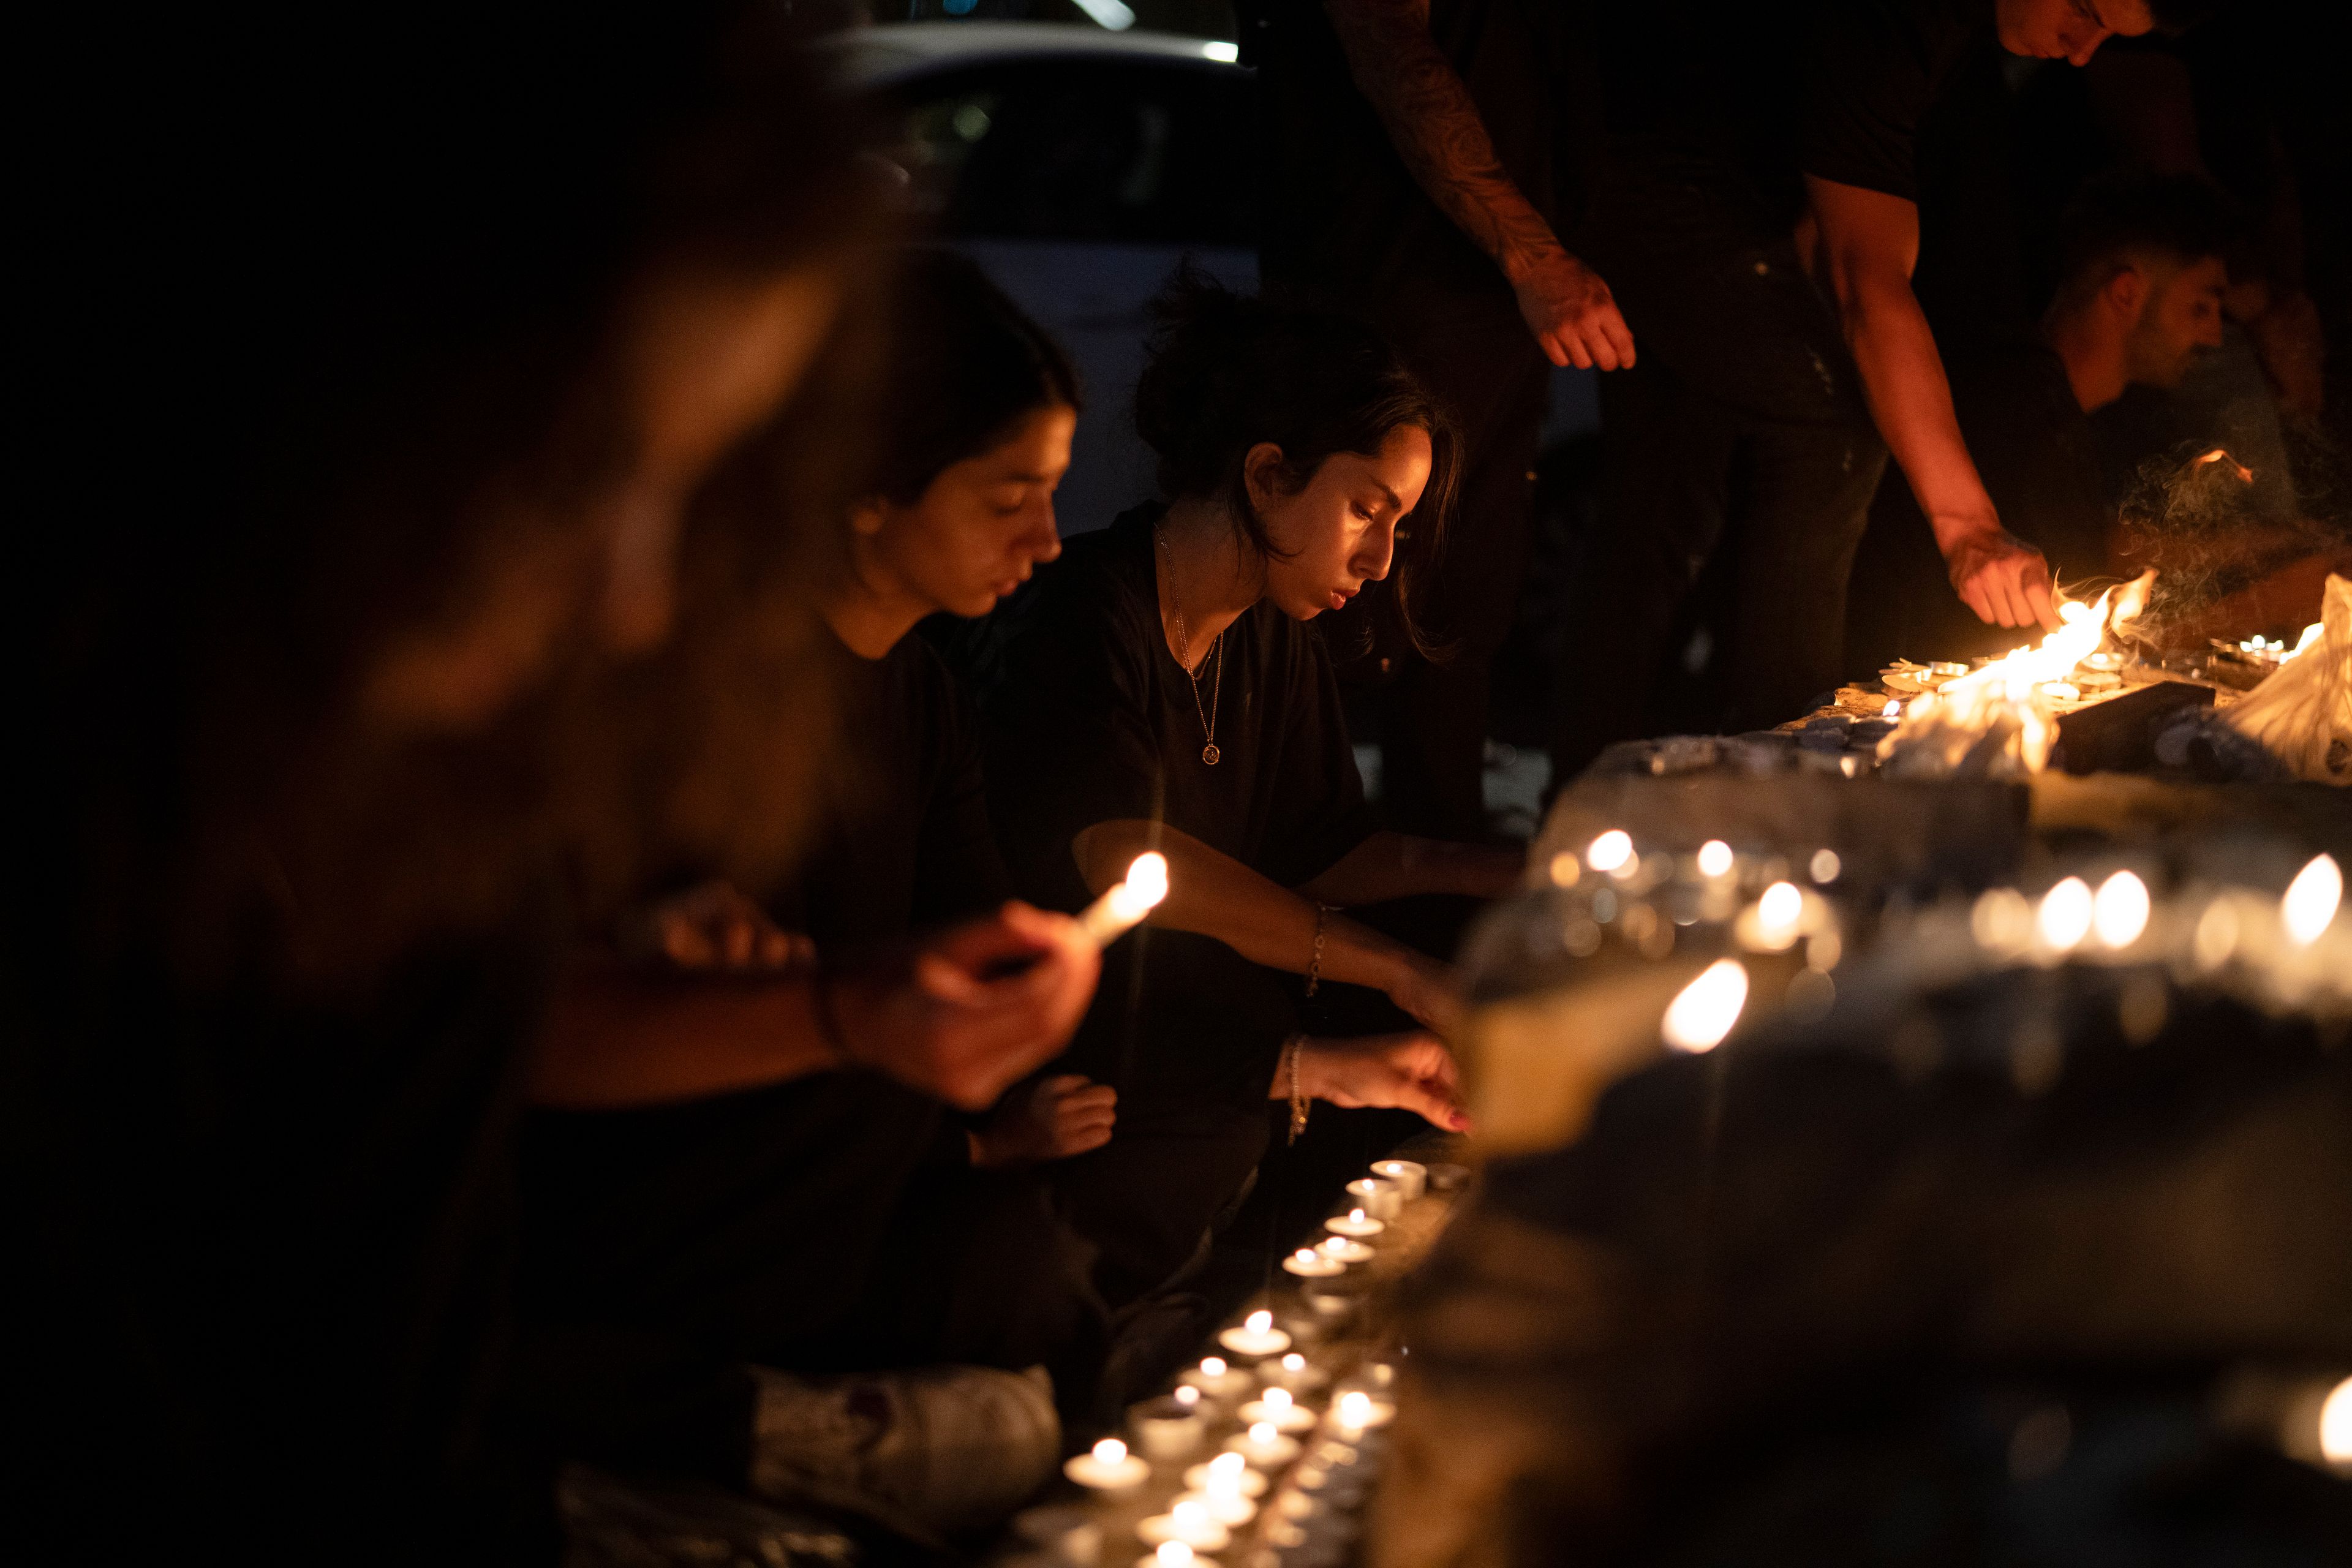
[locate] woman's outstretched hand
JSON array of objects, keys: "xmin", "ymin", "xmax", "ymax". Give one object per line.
[
  {"xmin": 830, "ymin": 902, "xmax": 1101, "ymax": 1112},
  {"xmin": 1296, "ymin": 1032, "xmax": 1469, "ymax": 1133},
  {"xmin": 971, "ymin": 1074, "xmax": 1118, "ymax": 1167}
]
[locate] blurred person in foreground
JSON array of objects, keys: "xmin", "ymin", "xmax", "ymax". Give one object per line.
[
  {"xmin": 6, "ymin": 5, "xmax": 1058, "ymax": 1558},
  {"xmin": 1848, "ymin": 172, "xmax": 2230, "ymax": 669}
]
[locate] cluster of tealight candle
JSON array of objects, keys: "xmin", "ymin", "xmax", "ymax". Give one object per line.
[
  {"xmin": 1526, "ymin": 829, "xmax": 1850, "ymax": 972},
  {"xmin": 1031, "ymin": 1152, "xmax": 1458, "ymax": 1568}
]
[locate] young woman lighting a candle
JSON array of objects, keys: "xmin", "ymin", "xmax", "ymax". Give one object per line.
[
  {"xmin": 981, "ymin": 274, "xmax": 1519, "ymax": 1303},
  {"xmin": 519, "ymin": 252, "xmax": 1117, "ymax": 1530}
]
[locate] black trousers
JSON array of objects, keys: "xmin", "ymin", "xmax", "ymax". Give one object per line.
[{"xmin": 1551, "ymin": 152, "xmax": 1887, "ymax": 779}]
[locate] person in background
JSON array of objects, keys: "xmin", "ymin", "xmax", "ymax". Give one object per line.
[
  {"xmin": 1551, "ymin": 0, "xmax": 2193, "ymax": 781},
  {"xmin": 982, "ymin": 275, "xmax": 1519, "ymax": 1310},
  {"xmin": 520, "ymin": 251, "xmax": 1111, "ymax": 1538},
  {"xmin": 1848, "ymin": 173, "xmax": 2230, "ymax": 668},
  {"xmin": 1247, "ymin": 0, "xmax": 1631, "ymax": 839}
]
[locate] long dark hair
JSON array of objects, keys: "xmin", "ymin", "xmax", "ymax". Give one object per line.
[
  {"xmin": 1133, "ymin": 268, "xmax": 1460, "ymax": 652},
  {"xmin": 868, "ymin": 249, "xmax": 1080, "ymax": 505}
]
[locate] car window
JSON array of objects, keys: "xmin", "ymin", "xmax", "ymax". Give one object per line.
[{"xmin": 870, "ymin": 59, "xmax": 1255, "ymax": 246}]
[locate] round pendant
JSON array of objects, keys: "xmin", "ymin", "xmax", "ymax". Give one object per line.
[{"xmin": 1202, "ymin": 743, "xmax": 1221, "ymax": 766}]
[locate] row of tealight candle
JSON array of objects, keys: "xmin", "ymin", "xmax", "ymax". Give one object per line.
[{"xmin": 1031, "ymin": 1153, "xmax": 1453, "ymax": 1568}]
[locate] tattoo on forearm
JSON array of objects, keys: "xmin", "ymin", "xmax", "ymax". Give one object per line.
[{"xmin": 1323, "ymin": 0, "xmax": 1558, "ymax": 274}]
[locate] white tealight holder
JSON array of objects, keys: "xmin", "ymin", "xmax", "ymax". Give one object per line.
[
  {"xmin": 1064, "ymin": 1437, "xmax": 1150, "ymax": 1493},
  {"xmin": 1174, "ymin": 1485, "xmax": 1257, "ymax": 1529},
  {"xmin": 1328, "ymin": 1389, "xmax": 1394, "ymax": 1434},
  {"xmin": 1134, "ymin": 1544, "xmax": 1215, "ymax": 1568},
  {"xmin": 1343, "ymin": 1177, "xmax": 1402, "ymax": 1221},
  {"xmin": 1136, "ymin": 1501, "xmax": 1230, "ymax": 1553},
  {"xmin": 1131, "ymin": 1396, "xmax": 1205, "ymax": 1460},
  {"xmin": 1183, "ymin": 1356, "xmax": 1254, "ymax": 1400},
  {"xmin": 1183, "ymin": 1455, "xmax": 1267, "ymax": 1499},
  {"xmin": 1012, "ymin": 1505, "xmax": 1103, "ymax": 1568},
  {"xmin": 1261, "ymin": 1352, "xmax": 1329, "ymax": 1393},
  {"xmin": 1316, "ymin": 1235, "xmax": 1374, "ymax": 1265},
  {"xmin": 1236, "ymin": 1386, "xmax": 1317, "ymax": 1434},
  {"xmin": 1369, "ymin": 1158, "xmax": 1427, "ymax": 1202},
  {"xmin": 1322, "ymin": 1207, "xmax": 1384, "ymax": 1240},
  {"xmin": 1217, "ymin": 1310, "xmax": 1292, "ymax": 1359},
  {"xmin": 1281, "ymin": 1246, "xmax": 1344, "ymax": 1278},
  {"xmin": 1224, "ymin": 1420, "xmax": 1302, "ymax": 1469}
]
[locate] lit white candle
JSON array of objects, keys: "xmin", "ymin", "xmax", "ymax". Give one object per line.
[
  {"xmin": 1137, "ymin": 1500, "xmax": 1231, "ymax": 1553},
  {"xmin": 1217, "ymin": 1310, "xmax": 1292, "ymax": 1358},
  {"xmin": 1317, "ymin": 1234, "xmax": 1374, "ymax": 1264},
  {"xmin": 1329, "ymin": 1388, "xmax": 1394, "ymax": 1433},
  {"xmin": 1322, "ymin": 1207, "xmax": 1384, "ymax": 1239},
  {"xmin": 1184, "ymin": 1452, "xmax": 1267, "ymax": 1499},
  {"xmin": 1281, "ymin": 1246, "xmax": 1344, "ymax": 1278},
  {"xmin": 1237, "ymin": 1384, "xmax": 1318, "ymax": 1434},
  {"xmin": 1063, "ymin": 1436, "xmax": 1150, "ymax": 1491},
  {"xmin": 1344, "ymin": 1177, "xmax": 1402, "ymax": 1221},
  {"xmin": 1262, "ymin": 1351, "xmax": 1329, "ymax": 1393},
  {"xmin": 1133, "ymin": 1540, "xmax": 1216, "ymax": 1568},
  {"xmin": 1076, "ymin": 852, "xmax": 1169, "ymax": 946},
  {"xmin": 1369, "ymin": 1158, "xmax": 1426, "ymax": 1201},
  {"xmin": 1223, "ymin": 1420, "xmax": 1301, "ymax": 1469},
  {"xmin": 1185, "ymin": 1355, "xmax": 1253, "ymax": 1398},
  {"xmin": 1131, "ymin": 1395, "xmax": 1206, "ymax": 1459},
  {"xmin": 1178, "ymin": 1481, "xmax": 1257, "ymax": 1528}
]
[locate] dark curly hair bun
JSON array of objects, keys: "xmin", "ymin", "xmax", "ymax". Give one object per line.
[{"xmin": 1134, "ymin": 266, "xmax": 1459, "ymax": 647}]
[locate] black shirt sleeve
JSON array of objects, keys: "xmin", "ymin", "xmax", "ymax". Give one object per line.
[
  {"xmin": 908, "ymin": 641, "xmax": 1015, "ymax": 927},
  {"xmin": 983, "ymin": 559, "xmax": 1165, "ymax": 915},
  {"xmin": 1801, "ymin": 0, "xmax": 1991, "ymax": 204}
]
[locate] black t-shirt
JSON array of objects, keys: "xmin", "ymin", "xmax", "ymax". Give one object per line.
[
  {"xmin": 521, "ymin": 630, "xmax": 1013, "ymax": 1425},
  {"xmin": 771, "ymin": 628, "xmax": 1011, "ymax": 945},
  {"xmin": 1245, "ymin": 0, "xmax": 1585, "ymax": 307},
  {"xmin": 982, "ymin": 505, "xmax": 1379, "ymax": 1106},
  {"xmin": 1802, "ymin": 0, "xmax": 1997, "ymax": 203}
]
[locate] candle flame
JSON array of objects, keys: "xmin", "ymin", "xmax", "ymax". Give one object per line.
[
  {"xmin": 2283, "ymin": 854, "xmax": 2342, "ymax": 946},
  {"xmin": 1548, "ymin": 851, "xmax": 1580, "ymax": 886},
  {"xmin": 1173, "ymin": 1501, "xmax": 1204, "ymax": 1525},
  {"xmin": 1757, "ymin": 881, "xmax": 1803, "ymax": 938},
  {"xmin": 1662, "ymin": 959, "xmax": 1748, "ymax": 1053},
  {"xmin": 2320, "ymin": 1378, "xmax": 2352, "ymax": 1463},
  {"xmin": 1587, "ymin": 829, "xmax": 1633, "ymax": 873},
  {"xmin": 1293, "ymin": 1248, "xmax": 1316, "ymax": 1264},
  {"xmin": 2038, "ymin": 876, "xmax": 2094, "ymax": 951},
  {"xmin": 1244, "ymin": 1310, "xmax": 1272, "ymax": 1335},
  {"xmin": 1264, "ymin": 1387, "xmax": 1292, "ymax": 1412},
  {"xmin": 1156, "ymin": 1543, "xmax": 1194, "ymax": 1568},
  {"xmin": 1697, "ymin": 840, "xmax": 1733, "ymax": 878},
  {"xmin": 2093, "ymin": 870, "xmax": 2150, "ymax": 949},
  {"xmin": 1810, "ymin": 848, "xmax": 1842, "ymax": 884},
  {"xmin": 1347, "ymin": 1208, "xmax": 1366, "ymax": 1224},
  {"xmin": 1338, "ymin": 1391, "xmax": 1373, "ymax": 1428},
  {"xmin": 1105, "ymin": 852, "xmax": 1170, "ymax": 923},
  {"xmin": 1250, "ymin": 1422, "xmax": 1277, "ymax": 1444},
  {"xmin": 1175, "ymin": 1385, "xmax": 1199, "ymax": 1407},
  {"xmin": 1200, "ymin": 1357, "xmax": 1227, "ymax": 1376},
  {"xmin": 1094, "ymin": 1438, "xmax": 1128, "ymax": 1466},
  {"xmin": 2192, "ymin": 447, "xmax": 2254, "ymax": 484},
  {"xmin": 1210, "ymin": 1452, "xmax": 1245, "ymax": 1476},
  {"xmin": 1281, "ymin": 1352, "xmax": 1306, "ymax": 1371}
]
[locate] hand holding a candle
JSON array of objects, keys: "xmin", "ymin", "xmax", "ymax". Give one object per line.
[
  {"xmin": 1276, "ymin": 1031, "xmax": 1469, "ymax": 1133},
  {"xmin": 828, "ymin": 902, "xmax": 1099, "ymax": 1110}
]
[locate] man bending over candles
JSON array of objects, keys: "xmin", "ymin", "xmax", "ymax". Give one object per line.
[{"xmin": 1849, "ymin": 172, "xmax": 2230, "ymax": 670}]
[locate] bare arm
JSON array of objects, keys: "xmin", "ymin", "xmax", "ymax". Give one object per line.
[
  {"xmin": 1324, "ymin": 0, "xmax": 1633, "ymax": 371},
  {"xmin": 1804, "ymin": 174, "xmax": 2056, "ymax": 630},
  {"xmin": 532, "ymin": 903, "xmax": 1100, "ymax": 1112},
  {"xmin": 1297, "ymin": 829, "xmax": 1519, "ymax": 906},
  {"xmin": 1074, "ymin": 820, "xmax": 1458, "ymax": 1032}
]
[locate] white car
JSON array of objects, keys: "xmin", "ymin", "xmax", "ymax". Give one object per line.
[{"xmin": 823, "ymin": 21, "xmax": 1257, "ymax": 536}]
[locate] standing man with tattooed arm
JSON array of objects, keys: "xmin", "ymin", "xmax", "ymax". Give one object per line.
[{"xmin": 1245, "ymin": 0, "xmax": 1630, "ymax": 840}]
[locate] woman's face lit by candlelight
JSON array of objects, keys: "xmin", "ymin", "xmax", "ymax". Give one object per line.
[
  {"xmin": 1242, "ymin": 423, "xmax": 1433, "ymax": 622},
  {"xmin": 852, "ymin": 404, "xmax": 1075, "ymax": 619}
]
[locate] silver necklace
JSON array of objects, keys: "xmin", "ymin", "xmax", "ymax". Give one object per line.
[{"xmin": 1155, "ymin": 522, "xmax": 1223, "ymax": 766}]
